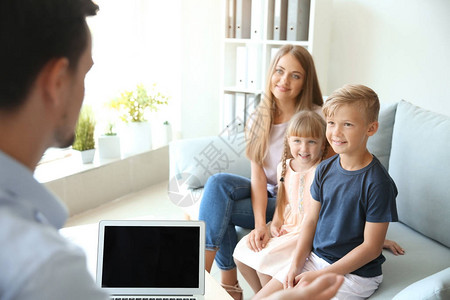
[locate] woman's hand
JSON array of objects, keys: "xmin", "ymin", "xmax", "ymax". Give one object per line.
[
  {"xmin": 383, "ymin": 239, "xmax": 405, "ymax": 255},
  {"xmin": 247, "ymin": 225, "xmax": 270, "ymax": 252}
]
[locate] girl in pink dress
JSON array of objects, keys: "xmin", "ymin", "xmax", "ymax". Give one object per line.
[{"xmin": 233, "ymin": 110, "xmax": 328, "ymax": 294}]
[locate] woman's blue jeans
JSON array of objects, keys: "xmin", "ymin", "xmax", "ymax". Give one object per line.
[{"xmin": 198, "ymin": 173, "xmax": 276, "ymax": 270}]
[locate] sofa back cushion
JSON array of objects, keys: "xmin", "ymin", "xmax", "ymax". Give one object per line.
[
  {"xmin": 169, "ymin": 133, "xmax": 251, "ymax": 189},
  {"xmin": 389, "ymin": 100, "xmax": 450, "ymax": 247},
  {"xmin": 367, "ymin": 102, "xmax": 398, "ymax": 170}
]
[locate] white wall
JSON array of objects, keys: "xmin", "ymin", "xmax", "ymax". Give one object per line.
[
  {"xmin": 327, "ymin": 0, "xmax": 450, "ymax": 116},
  {"xmin": 180, "ymin": 0, "xmax": 450, "ymax": 140}
]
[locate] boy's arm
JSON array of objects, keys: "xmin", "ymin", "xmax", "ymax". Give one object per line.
[
  {"xmin": 295, "ymin": 222, "xmax": 388, "ymax": 285},
  {"xmin": 284, "ymin": 199, "xmax": 321, "ymax": 288}
]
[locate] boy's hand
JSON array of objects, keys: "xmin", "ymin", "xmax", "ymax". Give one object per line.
[
  {"xmin": 247, "ymin": 226, "xmax": 270, "ymax": 252},
  {"xmin": 294, "ymin": 270, "xmax": 323, "ymax": 287},
  {"xmin": 284, "ymin": 265, "xmax": 302, "ymax": 289},
  {"xmin": 265, "ymin": 273, "xmax": 344, "ymax": 300},
  {"xmin": 383, "ymin": 239, "xmax": 405, "ymax": 255}
]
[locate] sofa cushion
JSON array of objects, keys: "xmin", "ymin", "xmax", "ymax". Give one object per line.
[
  {"xmin": 389, "ymin": 100, "xmax": 450, "ymax": 247},
  {"xmin": 169, "ymin": 133, "xmax": 251, "ymax": 189},
  {"xmin": 392, "ymin": 267, "xmax": 450, "ymax": 300},
  {"xmin": 369, "ymin": 222, "xmax": 450, "ymax": 299},
  {"xmin": 367, "ymin": 102, "xmax": 398, "ymax": 170}
]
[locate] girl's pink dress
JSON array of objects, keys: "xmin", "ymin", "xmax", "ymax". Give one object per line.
[{"xmin": 233, "ymin": 159, "xmax": 317, "ymax": 276}]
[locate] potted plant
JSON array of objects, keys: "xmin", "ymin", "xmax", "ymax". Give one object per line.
[
  {"xmin": 108, "ymin": 83, "xmax": 169, "ymax": 156},
  {"xmin": 97, "ymin": 122, "xmax": 121, "ymax": 160},
  {"xmin": 72, "ymin": 106, "xmax": 96, "ymax": 164}
]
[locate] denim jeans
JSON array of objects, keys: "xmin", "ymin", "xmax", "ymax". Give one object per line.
[{"xmin": 198, "ymin": 173, "xmax": 276, "ymax": 270}]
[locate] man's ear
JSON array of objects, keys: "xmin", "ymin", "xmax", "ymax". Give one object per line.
[
  {"xmin": 367, "ymin": 121, "xmax": 379, "ymax": 137},
  {"xmin": 40, "ymin": 57, "xmax": 70, "ymax": 107}
]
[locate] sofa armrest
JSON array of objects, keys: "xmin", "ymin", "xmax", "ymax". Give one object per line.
[{"xmin": 169, "ymin": 133, "xmax": 251, "ymax": 189}]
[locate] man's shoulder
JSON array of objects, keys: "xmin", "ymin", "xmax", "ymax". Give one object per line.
[
  {"xmin": 0, "ymin": 208, "xmax": 83, "ymax": 292},
  {"xmin": 0, "ymin": 207, "xmax": 74, "ymax": 257}
]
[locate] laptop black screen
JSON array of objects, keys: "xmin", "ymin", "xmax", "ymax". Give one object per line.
[{"xmin": 102, "ymin": 226, "xmax": 200, "ymax": 288}]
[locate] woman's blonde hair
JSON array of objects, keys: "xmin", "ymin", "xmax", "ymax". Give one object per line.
[
  {"xmin": 245, "ymin": 45, "xmax": 323, "ymax": 165},
  {"xmin": 275, "ymin": 111, "xmax": 328, "ymax": 221}
]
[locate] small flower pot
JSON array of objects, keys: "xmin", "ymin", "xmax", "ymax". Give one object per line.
[
  {"xmin": 80, "ymin": 149, "xmax": 95, "ymax": 164},
  {"xmin": 98, "ymin": 135, "xmax": 121, "ymax": 159}
]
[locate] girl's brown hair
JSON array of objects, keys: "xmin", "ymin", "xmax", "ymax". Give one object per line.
[
  {"xmin": 245, "ymin": 45, "xmax": 323, "ymax": 165},
  {"xmin": 275, "ymin": 111, "xmax": 328, "ymax": 221}
]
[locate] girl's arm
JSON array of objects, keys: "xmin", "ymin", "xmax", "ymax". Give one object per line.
[
  {"xmin": 270, "ymin": 208, "xmax": 286, "ymax": 238},
  {"xmin": 294, "ymin": 222, "xmax": 389, "ymax": 285},
  {"xmin": 284, "ymin": 199, "xmax": 321, "ymax": 288},
  {"xmin": 247, "ymin": 160, "xmax": 270, "ymax": 252}
]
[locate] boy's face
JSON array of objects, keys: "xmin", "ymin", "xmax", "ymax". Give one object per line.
[{"xmin": 326, "ymin": 104, "xmax": 377, "ymax": 156}]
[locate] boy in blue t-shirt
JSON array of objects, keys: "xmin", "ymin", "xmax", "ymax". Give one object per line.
[{"xmin": 255, "ymin": 84, "xmax": 398, "ymax": 300}]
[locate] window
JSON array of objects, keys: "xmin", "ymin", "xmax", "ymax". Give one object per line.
[
  {"xmin": 85, "ymin": 0, "xmax": 182, "ymax": 137},
  {"xmin": 37, "ymin": 0, "xmax": 182, "ymax": 172}
]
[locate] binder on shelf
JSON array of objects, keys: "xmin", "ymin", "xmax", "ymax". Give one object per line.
[
  {"xmin": 225, "ymin": 0, "xmax": 236, "ymax": 38},
  {"xmin": 235, "ymin": 93, "xmax": 246, "ymax": 132},
  {"xmin": 266, "ymin": 0, "xmax": 275, "ymax": 40},
  {"xmin": 250, "ymin": 0, "xmax": 263, "ymax": 40},
  {"xmin": 247, "ymin": 45, "xmax": 261, "ymax": 90},
  {"xmin": 223, "ymin": 93, "xmax": 236, "ymax": 130},
  {"xmin": 235, "ymin": 0, "xmax": 252, "ymax": 39},
  {"xmin": 273, "ymin": 0, "xmax": 288, "ymax": 40},
  {"xmin": 235, "ymin": 46, "xmax": 248, "ymax": 88},
  {"xmin": 245, "ymin": 93, "xmax": 260, "ymax": 124},
  {"xmin": 287, "ymin": 0, "xmax": 311, "ymax": 41}
]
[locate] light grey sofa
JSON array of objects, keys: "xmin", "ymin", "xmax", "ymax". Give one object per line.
[{"xmin": 169, "ymin": 100, "xmax": 450, "ymax": 299}]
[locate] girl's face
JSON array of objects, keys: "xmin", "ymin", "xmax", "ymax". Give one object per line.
[
  {"xmin": 271, "ymin": 53, "xmax": 305, "ymax": 104},
  {"xmin": 288, "ymin": 135, "xmax": 325, "ymax": 169}
]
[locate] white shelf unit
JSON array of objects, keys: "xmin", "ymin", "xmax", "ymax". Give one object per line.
[{"xmin": 219, "ymin": 0, "xmax": 331, "ymax": 132}]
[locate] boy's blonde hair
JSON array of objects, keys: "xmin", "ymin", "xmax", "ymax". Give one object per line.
[
  {"xmin": 245, "ymin": 44, "xmax": 323, "ymax": 165},
  {"xmin": 276, "ymin": 111, "xmax": 328, "ymax": 221},
  {"xmin": 323, "ymin": 84, "xmax": 380, "ymax": 124}
]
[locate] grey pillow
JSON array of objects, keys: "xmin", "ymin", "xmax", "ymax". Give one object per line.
[
  {"xmin": 389, "ymin": 100, "xmax": 450, "ymax": 247},
  {"xmin": 169, "ymin": 133, "xmax": 251, "ymax": 189},
  {"xmin": 367, "ymin": 102, "xmax": 398, "ymax": 170},
  {"xmin": 393, "ymin": 267, "xmax": 450, "ymax": 300}
]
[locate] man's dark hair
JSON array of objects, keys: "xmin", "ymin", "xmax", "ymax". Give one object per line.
[{"xmin": 0, "ymin": 0, "xmax": 99, "ymax": 109}]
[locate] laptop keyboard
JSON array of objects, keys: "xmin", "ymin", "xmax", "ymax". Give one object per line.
[{"xmin": 111, "ymin": 298, "xmax": 198, "ymax": 300}]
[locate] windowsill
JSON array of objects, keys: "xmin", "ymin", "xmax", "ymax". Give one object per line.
[
  {"xmin": 35, "ymin": 150, "xmax": 117, "ymax": 183},
  {"xmin": 34, "ymin": 145, "xmax": 167, "ymax": 184}
]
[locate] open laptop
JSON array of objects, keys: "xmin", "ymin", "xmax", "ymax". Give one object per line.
[{"xmin": 96, "ymin": 220, "xmax": 205, "ymax": 300}]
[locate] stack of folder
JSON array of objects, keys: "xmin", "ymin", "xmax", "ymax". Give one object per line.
[{"xmin": 225, "ymin": 0, "xmax": 311, "ymax": 41}]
